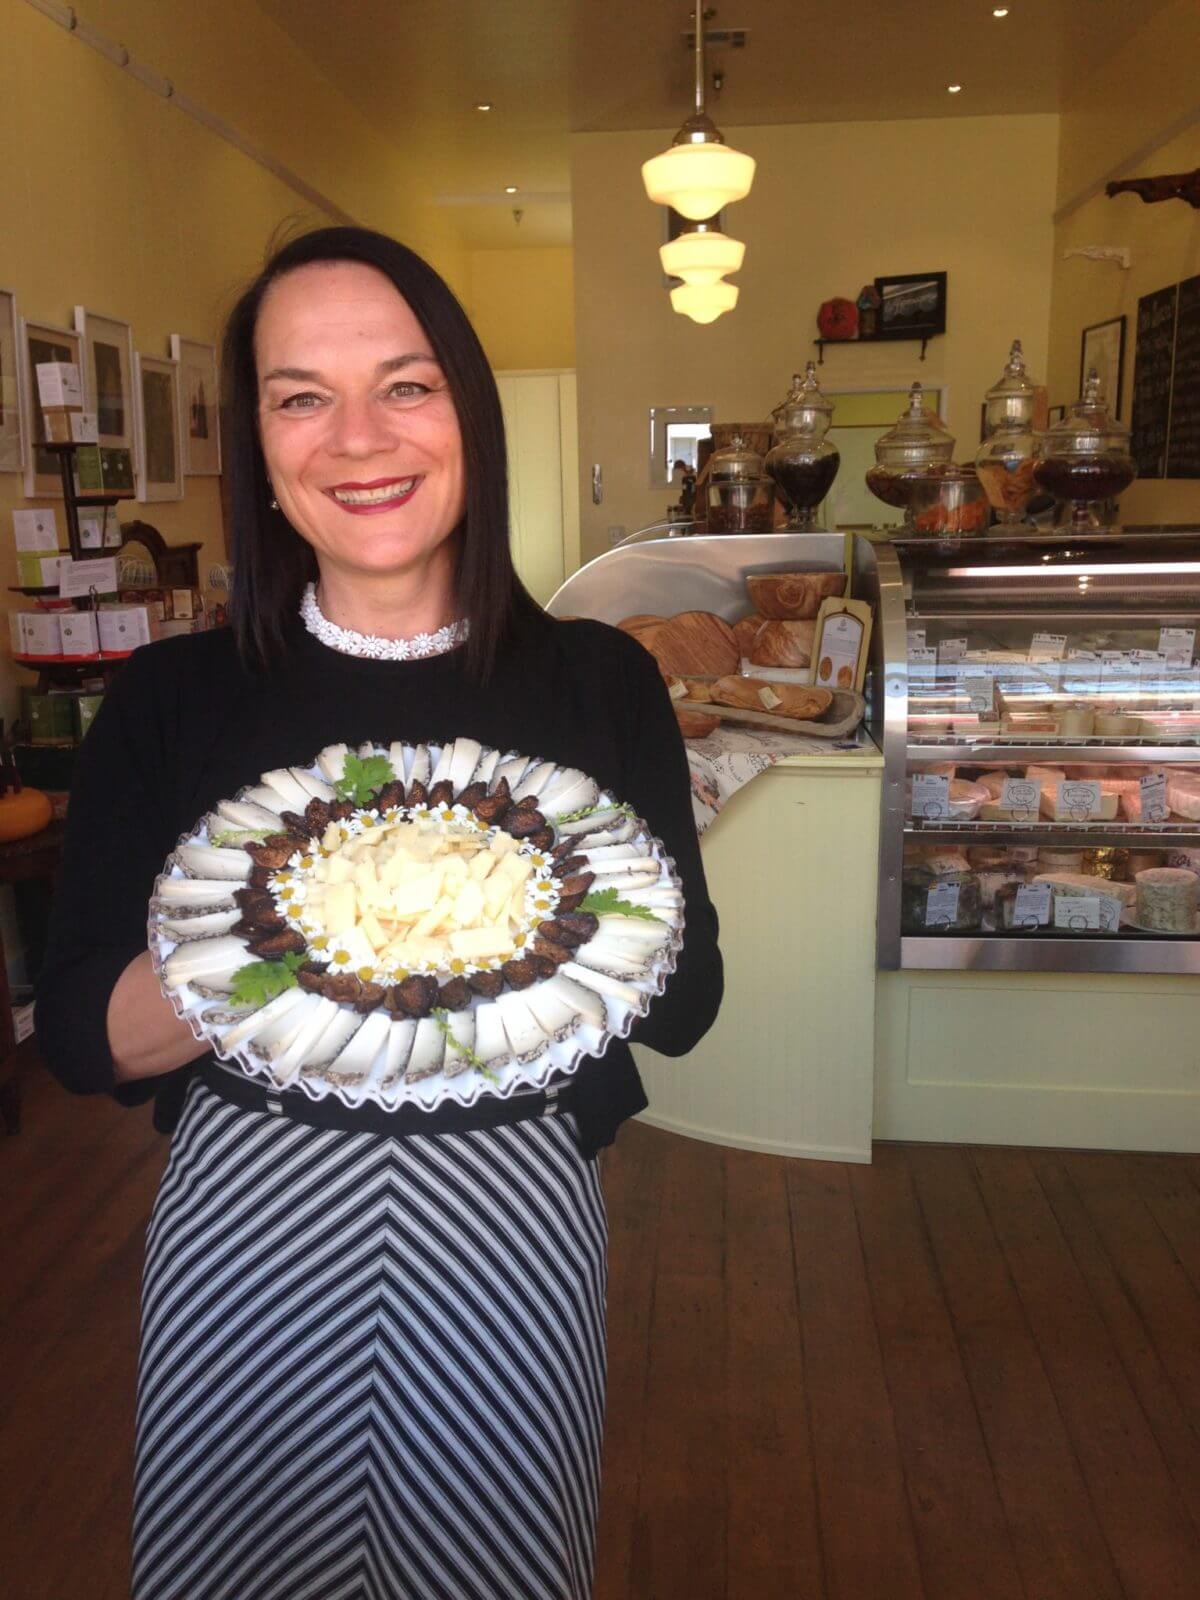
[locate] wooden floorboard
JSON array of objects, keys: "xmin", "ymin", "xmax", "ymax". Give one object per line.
[{"xmin": 4, "ymin": 1066, "xmax": 1200, "ymax": 1600}]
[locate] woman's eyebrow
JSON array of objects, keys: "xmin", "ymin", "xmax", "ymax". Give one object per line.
[{"xmin": 261, "ymin": 353, "xmax": 439, "ymax": 383}]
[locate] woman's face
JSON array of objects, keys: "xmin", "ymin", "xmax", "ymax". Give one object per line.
[{"xmin": 255, "ymin": 260, "xmax": 466, "ymax": 583}]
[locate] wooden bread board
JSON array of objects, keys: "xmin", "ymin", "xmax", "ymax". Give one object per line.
[{"xmin": 676, "ymin": 688, "xmax": 866, "ymax": 738}]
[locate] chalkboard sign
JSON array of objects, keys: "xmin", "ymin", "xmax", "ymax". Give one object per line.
[
  {"xmin": 1130, "ymin": 283, "xmax": 1177, "ymax": 478},
  {"xmin": 1166, "ymin": 274, "xmax": 1200, "ymax": 479}
]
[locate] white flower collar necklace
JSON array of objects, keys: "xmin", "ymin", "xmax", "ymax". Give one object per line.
[{"xmin": 300, "ymin": 583, "xmax": 469, "ymax": 661}]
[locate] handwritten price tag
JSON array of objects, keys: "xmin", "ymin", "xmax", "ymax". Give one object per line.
[
  {"xmin": 925, "ymin": 883, "xmax": 960, "ymax": 927},
  {"xmin": 1011, "ymin": 883, "xmax": 1051, "ymax": 928},
  {"xmin": 908, "ymin": 647, "xmax": 937, "ymax": 683},
  {"xmin": 1056, "ymin": 779, "xmax": 1103, "ymax": 820},
  {"xmin": 1054, "ymin": 896, "xmax": 1102, "ymax": 931},
  {"xmin": 939, "ymin": 638, "xmax": 968, "ymax": 665},
  {"xmin": 1159, "ymin": 626, "xmax": 1195, "ymax": 663},
  {"xmin": 1000, "ymin": 777, "xmax": 1041, "ymax": 820},
  {"xmin": 1139, "ymin": 772, "xmax": 1169, "ymax": 823},
  {"xmin": 957, "ymin": 671, "xmax": 994, "ymax": 714},
  {"xmin": 1029, "ymin": 632, "xmax": 1067, "ymax": 662}
]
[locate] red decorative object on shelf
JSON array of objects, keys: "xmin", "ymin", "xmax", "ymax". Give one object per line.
[{"xmin": 817, "ymin": 297, "xmax": 859, "ymax": 341}]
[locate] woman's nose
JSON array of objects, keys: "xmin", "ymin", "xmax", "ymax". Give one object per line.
[{"xmin": 324, "ymin": 394, "xmax": 395, "ymax": 458}]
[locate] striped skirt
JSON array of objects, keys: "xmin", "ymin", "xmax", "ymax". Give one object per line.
[{"xmin": 131, "ymin": 1077, "xmax": 608, "ymax": 1600}]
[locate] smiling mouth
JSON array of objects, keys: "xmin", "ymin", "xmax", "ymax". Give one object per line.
[{"xmin": 328, "ymin": 477, "xmax": 421, "ymax": 507}]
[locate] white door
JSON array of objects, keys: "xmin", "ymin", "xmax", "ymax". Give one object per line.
[{"xmin": 495, "ymin": 370, "xmax": 580, "ymax": 606}]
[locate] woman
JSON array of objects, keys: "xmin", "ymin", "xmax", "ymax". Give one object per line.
[{"xmin": 36, "ymin": 226, "xmax": 722, "ymax": 1600}]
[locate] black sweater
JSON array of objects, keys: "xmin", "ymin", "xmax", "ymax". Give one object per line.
[{"xmin": 34, "ymin": 614, "xmax": 723, "ymax": 1157}]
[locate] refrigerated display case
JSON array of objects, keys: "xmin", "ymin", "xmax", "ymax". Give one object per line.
[{"xmin": 878, "ymin": 529, "xmax": 1200, "ymax": 974}]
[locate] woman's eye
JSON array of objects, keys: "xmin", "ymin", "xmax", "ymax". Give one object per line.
[
  {"xmin": 279, "ymin": 392, "xmax": 325, "ymax": 410},
  {"xmin": 386, "ymin": 381, "xmax": 430, "ymax": 400}
]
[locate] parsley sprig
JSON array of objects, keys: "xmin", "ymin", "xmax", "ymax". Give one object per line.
[
  {"xmin": 334, "ymin": 752, "xmax": 394, "ymax": 809},
  {"xmin": 431, "ymin": 1007, "xmax": 500, "ymax": 1084},
  {"xmin": 579, "ymin": 887, "xmax": 659, "ymax": 921},
  {"xmin": 552, "ymin": 800, "xmax": 636, "ymax": 825},
  {"xmin": 230, "ymin": 951, "xmax": 306, "ymax": 1007}
]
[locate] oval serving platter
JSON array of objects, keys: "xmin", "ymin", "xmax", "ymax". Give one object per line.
[{"xmin": 148, "ymin": 738, "xmax": 684, "ymax": 1111}]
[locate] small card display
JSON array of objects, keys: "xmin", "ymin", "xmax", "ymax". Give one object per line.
[
  {"xmin": 911, "ymin": 774, "xmax": 950, "ymax": 819},
  {"xmin": 1056, "ymin": 779, "xmax": 1103, "ymax": 820},
  {"xmin": 1028, "ymin": 633, "xmax": 1067, "ymax": 662},
  {"xmin": 1139, "ymin": 771, "xmax": 1169, "ymax": 823},
  {"xmin": 1011, "ymin": 883, "xmax": 1052, "ymax": 928},
  {"xmin": 1000, "ymin": 777, "xmax": 1040, "ymax": 818},
  {"xmin": 925, "ymin": 883, "xmax": 960, "ymax": 926},
  {"xmin": 58, "ymin": 556, "xmax": 119, "ymax": 599},
  {"xmin": 1159, "ymin": 626, "xmax": 1195, "ymax": 662}
]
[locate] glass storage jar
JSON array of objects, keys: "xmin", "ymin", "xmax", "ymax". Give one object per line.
[
  {"xmin": 866, "ymin": 382, "xmax": 956, "ymax": 526},
  {"xmin": 1033, "ymin": 368, "xmax": 1135, "ymax": 532},
  {"xmin": 976, "ymin": 339, "xmax": 1042, "ymax": 526},
  {"xmin": 706, "ymin": 433, "xmax": 776, "ymax": 534},
  {"xmin": 764, "ymin": 362, "xmax": 841, "ymax": 530}
]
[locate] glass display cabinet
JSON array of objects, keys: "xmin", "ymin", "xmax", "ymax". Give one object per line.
[{"xmin": 877, "ymin": 530, "xmax": 1200, "ymax": 973}]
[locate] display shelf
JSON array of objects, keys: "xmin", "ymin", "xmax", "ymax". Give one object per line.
[
  {"xmin": 12, "ymin": 651, "xmax": 131, "ymax": 666},
  {"xmin": 900, "ymin": 934, "xmax": 1200, "ymax": 976},
  {"xmin": 813, "ymin": 333, "xmax": 935, "ymax": 365},
  {"xmin": 904, "ymin": 821, "xmax": 1200, "ymax": 848},
  {"xmin": 907, "ymin": 741, "xmax": 1200, "ymax": 762}
]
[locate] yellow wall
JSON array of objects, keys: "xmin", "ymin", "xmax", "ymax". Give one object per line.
[
  {"xmin": 571, "ymin": 115, "xmax": 1060, "ymax": 560},
  {"xmin": 0, "ymin": 0, "xmax": 468, "ymax": 727},
  {"xmin": 465, "ymin": 247, "xmax": 575, "ymax": 373},
  {"xmin": 1048, "ymin": 1, "xmax": 1200, "ymax": 526}
]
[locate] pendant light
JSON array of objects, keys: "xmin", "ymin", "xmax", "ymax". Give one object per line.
[
  {"xmin": 641, "ymin": 3, "xmax": 756, "ymax": 220},
  {"xmin": 659, "ymin": 221, "xmax": 745, "ymax": 285},
  {"xmin": 669, "ymin": 280, "xmax": 739, "ymax": 324}
]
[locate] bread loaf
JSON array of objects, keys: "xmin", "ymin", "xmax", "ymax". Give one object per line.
[
  {"xmin": 650, "ymin": 611, "xmax": 740, "ymax": 677},
  {"xmin": 710, "ymin": 676, "xmax": 833, "ymax": 721},
  {"xmin": 745, "ymin": 571, "xmax": 846, "ymax": 620},
  {"xmin": 675, "ymin": 707, "xmax": 720, "ymax": 739},
  {"xmin": 747, "ymin": 619, "xmax": 816, "ymax": 669},
  {"xmin": 733, "ymin": 613, "xmax": 767, "ymax": 659}
]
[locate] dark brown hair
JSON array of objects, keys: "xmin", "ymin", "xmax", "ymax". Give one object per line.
[{"xmin": 221, "ymin": 225, "xmax": 543, "ymax": 679}]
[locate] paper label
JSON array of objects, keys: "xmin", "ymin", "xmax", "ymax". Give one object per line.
[
  {"xmin": 938, "ymin": 638, "xmax": 968, "ymax": 665},
  {"xmin": 815, "ymin": 613, "xmax": 864, "ymax": 692},
  {"xmin": 1139, "ymin": 771, "xmax": 1169, "ymax": 823},
  {"xmin": 1159, "ymin": 626, "xmax": 1195, "ymax": 663},
  {"xmin": 925, "ymin": 883, "xmax": 960, "ymax": 926},
  {"xmin": 58, "ymin": 556, "xmax": 119, "ymax": 598},
  {"xmin": 1011, "ymin": 883, "xmax": 1051, "ymax": 928},
  {"xmin": 1056, "ymin": 779, "xmax": 1103, "ymax": 820},
  {"xmin": 911, "ymin": 774, "xmax": 951, "ymax": 820},
  {"xmin": 12, "ymin": 509, "xmax": 59, "ymax": 552},
  {"xmin": 34, "ymin": 361, "xmax": 82, "ymax": 408},
  {"xmin": 69, "ymin": 409, "xmax": 99, "ymax": 444},
  {"xmin": 1000, "ymin": 777, "xmax": 1041, "ymax": 819},
  {"xmin": 957, "ymin": 670, "xmax": 994, "ymax": 714},
  {"xmin": 1029, "ymin": 632, "xmax": 1067, "ymax": 662},
  {"xmin": 908, "ymin": 646, "xmax": 937, "ymax": 683},
  {"xmin": 1054, "ymin": 896, "xmax": 1102, "ymax": 931},
  {"xmin": 906, "ymin": 628, "xmax": 927, "ymax": 653}
]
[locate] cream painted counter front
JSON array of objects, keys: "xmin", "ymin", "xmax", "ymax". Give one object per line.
[{"xmin": 634, "ymin": 747, "xmax": 883, "ymax": 1164}]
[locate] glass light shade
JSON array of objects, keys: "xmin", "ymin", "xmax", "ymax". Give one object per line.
[
  {"xmin": 669, "ymin": 280, "xmax": 739, "ymax": 324},
  {"xmin": 659, "ymin": 230, "xmax": 745, "ymax": 285},
  {"xmin": 642, "ymin": 141, "xmax": 756, "ymax": 220}
]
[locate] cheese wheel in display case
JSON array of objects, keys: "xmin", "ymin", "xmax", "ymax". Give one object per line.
[{"xmin": 1134, "ymin": 867, "xmax": 1199, "ymax": 933}]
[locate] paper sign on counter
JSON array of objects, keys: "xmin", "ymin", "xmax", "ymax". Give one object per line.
[
  {"xmin": 1054, "ymin": 896, "xmax": 1102, "ymax": 931},
  {"xmin": 1139, "ymin": 771, "xmax": 1169, "ymax": 823},
  {"xmin": 911, "ymin": 774, "xmax": 950, "ymax": 820},
  {"xmin": 58, "ymin": 556, "xmax": 118, "ymax": 598},
  {"xmin": 1159, "ymin": 626, "xmax": 1195, "ymax": 663},
  {"xmin": 925, "ymin": 884, "xmax": 960, "ymax": 926},
  {"xmin": 1011, "ymin": 883, "xmax": 1051, "ymax": 928},
  {"xmin": 907, "ymin": 646, "xmax": 937, "ymax": 683}
]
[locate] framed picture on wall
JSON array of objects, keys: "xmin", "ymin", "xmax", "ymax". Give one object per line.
[
  {"xmin": 0, "ymin": 288, "xmax": 26, "ymax": 473},
  {"xmin": 134, "ymin": 352, "xmax": 184, "ymax": 502},
  {"xmin": 874, "ymin": 272, "xmax": 948, "ymax": 341},
  {"xmin": 1080, "ymin": 316, "xmax": 1127, "ymax": 417},
  {"xmin": 74, "ymin": 306, "xmax": 136, "ymax": 455},
  {"xmin": 22, "ymin": 318, "xmax": 83, "ymax": 497},
  {"xmin": 169, "ymin": 334, "xmax": 221, "ymax": 475}
]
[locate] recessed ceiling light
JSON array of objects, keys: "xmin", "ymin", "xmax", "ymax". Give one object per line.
[
  {"xmin": 475, "ymin": 102, "xmax": 493, "ymax": 111},
  {"xmin": 504, "ymin": 185, "xmax": 519, "ymax": 194},
  {"xmin": 992, "ymin": 7, "xmax": 1009, "ymax": 15},
  {"xmin": 948, "ymin": 84, "xmax": 963, "ymax": 93}
]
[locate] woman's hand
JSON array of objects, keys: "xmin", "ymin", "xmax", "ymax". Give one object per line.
[{"xmin": 107, "ymin": 950, "xmax": 213, "ymax": 1083}]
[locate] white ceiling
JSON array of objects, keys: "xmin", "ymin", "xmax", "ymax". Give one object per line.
[{"xmin": 255, "ymin": 0, "xmax": 1173, "ymax": 248}]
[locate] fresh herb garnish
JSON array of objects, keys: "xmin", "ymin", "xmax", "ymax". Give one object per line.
[
  {"xmin": 230, "ymin": 951, "xmax": 306, "ymax": 1007},
  {"xmin": 552, "ymin": 800, "xmax": 635, "ymax": 825},
  {"xmin": 579, "ymin": 887, "xmax": 658, "ymax": 920},
  {"xmin": 431, "ymin": 1007, "xmax": 500, "ymax": 1084},
  {"xmin": 334, "ymin": 753, "xmax": 394, "ymax": 809},
  {"xmin": 211, "ymin": 826, "xmax": 275, "ymax": 848}
]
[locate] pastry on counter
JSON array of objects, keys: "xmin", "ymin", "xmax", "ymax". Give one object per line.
[
  {"xmin": 745, "ymin": 570, "xmax": 845, "ymax": 620},
  {"xmin": 709, "ymin": 676, "xmax": 833, "ymax": 721}
]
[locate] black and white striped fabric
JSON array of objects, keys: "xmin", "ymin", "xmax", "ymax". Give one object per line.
[{"xmin": 131, "ymin": 1076, "xmax": 608, "ymax": 1600}]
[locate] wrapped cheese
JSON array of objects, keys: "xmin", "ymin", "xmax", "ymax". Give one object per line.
[
  {"xmin": 1039, "ymin": 784, "xmax": 1119, "ymax": 821},
  {"xmin": 1033, "ymin": 872, "xmax": 1136, "ymax": 911},
  {"xmin": 1166, "ymin": 770, "xmax": 1200, "ymax": 821}
]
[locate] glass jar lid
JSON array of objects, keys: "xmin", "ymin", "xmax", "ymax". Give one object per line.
[
  {"xmin": 708, "ymin": 432, "xmax": 766, "ymax": 483},
  {"xmin": 1041, "ymin": 368, "xmax": 1131, "ymax": 458},
  {"xmin": 771, "ymin": 361, "xmax": 834, "ymax": 441},
  {"xmin": 984, "ymin": 338, "xmax": 1040, "ymax": 432},
  {"xmin": 874, "ymin": 382, "xmax": 956, "ymax": 470}
]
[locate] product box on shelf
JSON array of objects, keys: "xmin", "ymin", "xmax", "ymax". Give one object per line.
[
  {"xmin": 74, "ymin": 693, "xmax": 104, "ymax": 740},
  {"xmin": 75, "ymin": 445, "xmax": 135, "ymax": 495},
  {"xmin": 25, "ymin": 690, "xmax": 76, "ymax": 747},
  {"xmin": 59, "ymin": 612, "xmax": 100, "ymax": 656},
  {"xmin": 35, "ymin": 361, "xmax": 83, "ymax": 443},
  {"xmin": 16, "ymin": 553, "xmax": 64, "ymax": 589},
  {"xmin": 14, "ymin": 613, "xmax": 63, "ymax": 658},
  {"xmin": 98, "ymin": 605, "xmax": 151, "ymax": 652}
]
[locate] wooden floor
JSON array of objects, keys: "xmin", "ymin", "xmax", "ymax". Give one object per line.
[{"xmin": 2, "ymin": 1059, "xmax": 1199, "ymax": 1599}]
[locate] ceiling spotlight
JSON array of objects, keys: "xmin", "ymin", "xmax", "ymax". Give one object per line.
[
  {"xmin": 948, "ymin": 84, "xmax": 963, "ymax": 93},
  {"xmin": 474, "ymin": 102, "xmax": 493, "ymax": 111},
  {"xmin": 992, "ymin": 7, "xmax": 1009, "ymax": 15},
  {"xmin": 504, "ymin": 185, "xmax": 518, "ymax": 194}
]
